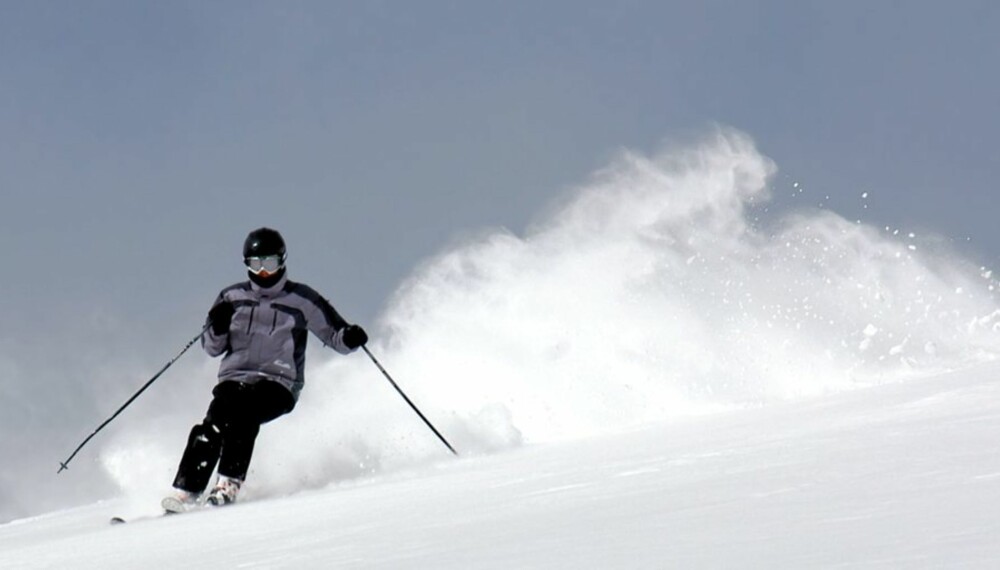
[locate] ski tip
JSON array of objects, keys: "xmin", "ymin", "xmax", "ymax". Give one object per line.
[{"xmin": 110, "ymin": 516, "xmax": 127, "ymax": 525}]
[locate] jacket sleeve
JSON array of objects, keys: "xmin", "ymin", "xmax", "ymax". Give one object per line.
[
  {"xmin": 202, "ymin": 293, "xmax": 230, "ymax": 357},
  {"xmin": 297, "ymin": 286, "xmax": 353, "ymax": 354}
]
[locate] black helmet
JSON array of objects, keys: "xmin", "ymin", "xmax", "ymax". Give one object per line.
[{"xmin": 243, "ymin": 227, "xmax": 286, "ymax": 260}]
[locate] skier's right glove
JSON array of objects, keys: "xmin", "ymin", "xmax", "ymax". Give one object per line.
[
  {"xmin": 208, "ymin": 301, "xmax": 235, "ymax": 335},
  {"xmin": 342, "ymin": 324, "xmax": 368, "ymax": 349}
]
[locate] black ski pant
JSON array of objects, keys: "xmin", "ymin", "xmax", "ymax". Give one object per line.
[{"xmin": 172, "ymin": 379, "xmax": 295, "ymax": 493}]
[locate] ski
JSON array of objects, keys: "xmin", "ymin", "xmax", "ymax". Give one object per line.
[
  {"xmin": 108, "ymin": 512, "xmax": 176, "ymax": 525},
  {"xmin": 109, "ymin": 499, "xmax": 195, "ymax": 525},
  {"xmin": 111, "ymin": 493, "xmax": 235, "ymax": 524}
]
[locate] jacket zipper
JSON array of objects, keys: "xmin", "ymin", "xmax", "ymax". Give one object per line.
[{"xmin": 246, "ymin": 306, "xmax": 255, "ymax": 334}]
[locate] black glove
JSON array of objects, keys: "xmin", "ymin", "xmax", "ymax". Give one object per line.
[
  {"xmin": 342, "ymin": 324, "xmax": 368, "ymax": 349},
  {"xmin": 208, "ymin": 301, "xmax": 235, "ymax": 335}
]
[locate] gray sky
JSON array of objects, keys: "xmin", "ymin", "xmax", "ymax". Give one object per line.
[{"xmin": 1, "ymin": 1, "xmax": 997, "ymax": 379}]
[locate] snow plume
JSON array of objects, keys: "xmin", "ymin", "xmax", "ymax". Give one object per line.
[
  {"xmin": 99, "ymin": 127, "xmax": 1000, "ymax": 505},
  {"xmin": 358, "ymin": 128, "xmax": 1000, "ymax": 446}
]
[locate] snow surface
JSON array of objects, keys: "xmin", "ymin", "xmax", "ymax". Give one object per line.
[
  {"xmin": 4, "ymin": 363, "xmax": 1000, "ymax": 569},
  {"xmin": 6, "ymin": 129, "xmax": 1000, "ymax": 567}
]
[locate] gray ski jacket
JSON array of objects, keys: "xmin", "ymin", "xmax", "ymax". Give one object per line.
[{"xmin": 202, "ymin": 274, "xmax": 355, "ymax": 400}]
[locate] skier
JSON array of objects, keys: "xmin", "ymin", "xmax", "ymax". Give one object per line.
[{"xmin": 162, "ymin": 227, "xmax": 368, "ymax": 512}]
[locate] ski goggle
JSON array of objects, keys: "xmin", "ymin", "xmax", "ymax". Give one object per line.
[{"xmin": 244, "ymin": 255, "xmax": 284, "ymax": 275}]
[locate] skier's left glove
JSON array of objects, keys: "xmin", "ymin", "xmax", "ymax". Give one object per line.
[{"xmin": 342, "ymin": 324, "xmax": 368, "ymax": 349}]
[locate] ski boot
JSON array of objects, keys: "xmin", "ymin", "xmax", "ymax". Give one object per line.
[
  {"xmin": 207, "ymin": 475, "xmax": 243, "ymax": 506},
  {"xmin": 161, "ymin": 488, "xmax": 200, "ymax": 514}
]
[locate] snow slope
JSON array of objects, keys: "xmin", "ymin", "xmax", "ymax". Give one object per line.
[{"xmin": 4, "ymin": 362, "xmax": 1000, "ymax": 569}]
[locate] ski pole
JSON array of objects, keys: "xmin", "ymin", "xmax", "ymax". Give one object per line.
[
  {"xmin": 362, "ymin": 346, "xmax": 458, "ymax": 456},
  {"xmin": 57, "ymin": 325, "xmax": 209, "ymax": 474}
]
